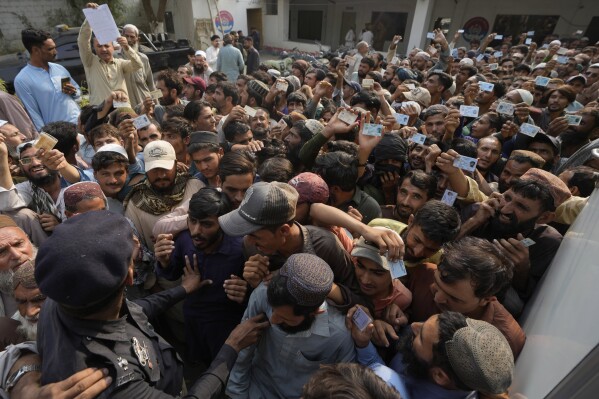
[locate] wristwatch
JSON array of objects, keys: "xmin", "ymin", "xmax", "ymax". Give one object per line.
[{"xmin": 5, "ymin": 364, "xmax": 41, "ymax": 392}]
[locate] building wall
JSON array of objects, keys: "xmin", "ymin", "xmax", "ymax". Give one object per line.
[
  {"xmin": 431, "ymin": 0, "xmax": 599, "ymax": 49},
  {"xmin": 0, "ymin": 0, "xmax": 143, "ymax": 54}
]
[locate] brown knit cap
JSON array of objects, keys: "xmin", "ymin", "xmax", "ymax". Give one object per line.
[
  {"xmin": 13, "ymin": 259, "xmax": 37, "ymax": 290},
  {"xmin": 521, "ymin": 168, "xmax": 572, "ymax": 208}
]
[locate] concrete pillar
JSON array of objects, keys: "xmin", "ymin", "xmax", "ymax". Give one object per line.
[{"xmin": 407, "ymin": 0, "xmax": 436, "ymax": 51}]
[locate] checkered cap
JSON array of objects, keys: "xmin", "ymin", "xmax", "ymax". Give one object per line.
[
  {"xmin": 446, "ymin": 318, "xmax": 514, "ymax": 394},
  {"xmin": 279, "ymin": 253, "xmax": 334, "ymax": 306},
  {"xmin": 218, "ymin": 182, "xmax": 299, "ymax": 236}
]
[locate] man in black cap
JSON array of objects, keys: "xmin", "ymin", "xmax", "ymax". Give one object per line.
[
  {"xmin": 527, "ymin": 133, "xmax": 562, "ymax": 174},
  {"xmin": 226, "ymin": 253, "xmax": 355, "ymax": 398},
  {"xmin": 35, "ymin": 210, "xmax": 269, "ymax": 398},
  {"xmin": 219, "ymin": 182, "xmax": 404, "ymax": 310}
]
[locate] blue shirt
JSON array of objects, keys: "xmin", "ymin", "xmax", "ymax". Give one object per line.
[
  {"xmin": 357, "ymin": 341, "xmax": 477, "ymax": 399},
  {"xmin": 217, "ymin": 45, "xmax": 245, "ymax": 81},
  {"xmin": 14, "ymin": 62, "xmax": 81, "ymax": 131},
  {"xmin": 157, "ymin": 231, "xmax": 246, "ymax": 322},
  {"xmin": 227, "ymin": 285, "xmax": 356, "ymax": 399}
]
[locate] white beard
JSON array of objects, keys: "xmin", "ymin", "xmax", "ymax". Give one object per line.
[
  {"xmin": 0, "ymin": 269, "xmax": 14, "ymax": 294},
  {"xmin": 12, "ymin": 311, "xmax": 38, "ymax": 341},
  {"xmin": 0, "ymin": 246, "xmax": 38, "ymax": 294}
]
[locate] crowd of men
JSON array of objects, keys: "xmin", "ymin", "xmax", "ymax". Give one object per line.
[{"xmin": 1, "ymin": 1, "xmax": 599, "ymax": 397}]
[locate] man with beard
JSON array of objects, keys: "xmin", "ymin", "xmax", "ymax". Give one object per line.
[
  {"xmin": 0, "ymin": 216, "xmax": 35, "ymax": 319},
  {"xmin": 459, "ymin": 170, "xmax": 567, "ymax": 307},
  {"xmin": 10, "ymin": 260, "xmax": 44, "ymax": 343},
  {"xmin": 527, "ymin": 133, "xmax": 562, "ymax": 174},
  {"xmin": 350, "ymin": 309, "xmax": 514, "ymax": 399},
  {"xmin": 192, "ymin": 50, "xmax": 213, "ymax": 82},
  {"xmin": 351, "ymin": 57, "xmax": 376, "ymax": 84},
  {"xmin": 181, "ymin": 76, "xmax": 206, "ymax": 102},
  {"xmin": 155, "ymin": 188, "xmax": 247, "ymax": 366},
  {"xmin": 0, "ymin": 139, "xmax": 84, "ymax": 239},
  {"xmin": 559, "ymin": 107, "xmax": 599, "ymax": 157},
  {"xmin": 285, "ymin": 120, "xmax": 319, "ymax": 171},
  {"xmin": 249, "ymin": 108, "xmax": 270, "ymax": 140},
  {"xmin": 78, "ymin": 3, "xmax": 142, "ymax": 106},
  {"xmin": 146, "ymin": 69, "xmax": 188, "ymax": 124},
  {"xmin": 152, "ymin": 150, "xmax": 256, "ymax": 237},
  {"xmin": 380, "ymin": 170, "xmax": 438, "ymax": 224},
  {"xmin": 226, "ymin": 253, "xmax": 355, "ymax": 398},
  {"xmin": 15, "ymin": 29, "xmax": 81, "ymax": 130},
  {"xmin": 214, "ymin": 82, "xmax": 240, "ymax": 143},
  {"xmin": 531, "ymin": 86, "xmax": 577, "ymax": 134},
  {"xmin": 410, "ymin": 236, "xmax": 525, "ymax": 357},
  {"xmin": 382, "ymin": 65, "xmax": 398, "ymax": 89},
  {"xmin": 124, "ymin": 140, "xmax": 204, "ymax": 253},
  {"xmin": 448, "ymin": 150, "xmax": 544, "ymax": 199},
  {"xmin": 120, "ymin": 24, "xmax": 156, "ymax": 108}
]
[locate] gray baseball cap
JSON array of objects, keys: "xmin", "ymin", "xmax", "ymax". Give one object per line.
[{"xmin": 218, "ymin": 182, "xmax": 299, "ymax": 236}]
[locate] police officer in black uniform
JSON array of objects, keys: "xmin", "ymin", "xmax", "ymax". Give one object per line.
[{"xmin": 34, "ymin": 210, "xmax": 268, "ymax": 398}]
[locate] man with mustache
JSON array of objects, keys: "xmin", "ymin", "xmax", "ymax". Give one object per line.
[
  {"xmin": 349, "ymin": 309, "xmax": 514, "ymax": 399},
  {"xmin": 226, "ymin": 253, "xmax": 355, "ymax": 398},
  {"xmin": 78, "ymin": 3, "xmax": 142, "ymax": 106},
  {"xmin": 0, "ymin": 136, "xmax": 84, "ymax": 241},
  {"xmin": 459, "ymin": 169, "xmax": 568, "ymax": 310},
  {"xmin": 155, "ymin": 188, "xmax": 248, "ymax": 366}
]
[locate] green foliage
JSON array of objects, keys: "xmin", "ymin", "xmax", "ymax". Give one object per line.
[
  {"xmin": 47, "ymin": 0, "xmax": 126, "ymax": 28},
  {"xmin": 0, "ymin": 79, "xmax": 7, "ymax": 93}
]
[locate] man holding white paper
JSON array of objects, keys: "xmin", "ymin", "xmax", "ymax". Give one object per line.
[{"xmin": 78, "ymin": 3, "xmax": 143, "ymax": 106}]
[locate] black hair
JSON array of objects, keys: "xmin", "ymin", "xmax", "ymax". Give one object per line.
[
  {"xmin": 400, "ymin": 170, "xmax": 438, "ymax": 200},
  {"xmin": 91, "ymin": 151, "xmax": 129, "ymax": 172},
  {"xmin": 492, "ymin": 81, "xmax": 507, "ymax": 98},
  {"xmin": 157, "ymin": 69, "xmax": 184, "ymax": 96},
  {"xmin": 223, "ymin": 120, "xmax": 250, "ymax": 142},
  {"xmin": 514, "ymin": 64, "xmax": 531, "ymax": 74},
  {"xmin": 428, "ymin": 71, "xmax": 453, "ymax": 90},
  {"xmin": 258, "ymin": 157, "xmax": 295, "ymax": 183},
  {"xmin": 21, "ymin": 28, "xmax": 52, "ymax": 53},
  {"xmin": 164, "ymin": 104, "xmax": 186, "ymax": 119},
  {"xmin": 210, "ymin": 35, "xmax": 220, "ymax": 41},
  {"xmin": 217, "ymin": 81, "xmax": 240, "ymax": 105},
  {"xmin": 509, "ymin": 153, "xmax": 544, "ymax": 169},
  {"xmin": 360, "ymin": 57, "xmax": 376, "ymax": 69},
  {"xmin": 210, "ymin": 71, "xmax": 228, "ymax": 83},
  {"xmin": 184, "ymin": 100, "xmax": 213, "ymax": 123},
  {"xmin": 255, "ymin": 138, "xmax": 288, "ymax": 166},
  {"xmin": 511, "ymin": 179, "xmax": 556, "ymax": 212},
  {"xmin": 160, "ymin": 116, "xmax": 192, "ymax": 139},
  {"xmin": 313, "ymin": 151, "xmax": 358, "ymax": 192},
  {"xmin": 187, "ymin": 141, "xmax": 221, "ymax": 155},
  {"xmin": 326, "ymin": 140, "xmax": 359, "ymax": 157},
  {"xmin": 411, "ymin": 200, "xmax": 461, "ymax": 244},
  {"xmin": 438, "ymin": 236, "xmax": 514, "ymax": 298},
  {"xmin": 450, "ymin": 138, "xmax": 477, "ymax": 159},
  {"xmin": 89, "ymin": 124, "xmax": 119, "ymax": 148},
  {"xmin": 565, "ymin": 166, "xmax": 597, "ymax": 197},
  {"xmin": 459, "ymin": 64, "xmax": 478, "ymax": 77},
  {"xmin": 349, "ymin": 91, "xmax": 381, "ymax": 110},
  {"xmin": 188, "ymin": 187, "xmax": 231, "ymax": 220},
  {"xmin": 41, "ymin": 121, "xmax": 78, "ymax": 156},
  {"xmin": 218, "ymin": 151, "xmax": 256, "ymax": 183},
  {"xmin": 431, "ymin": 312, "xmax": 470, "ymax": 391}
]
